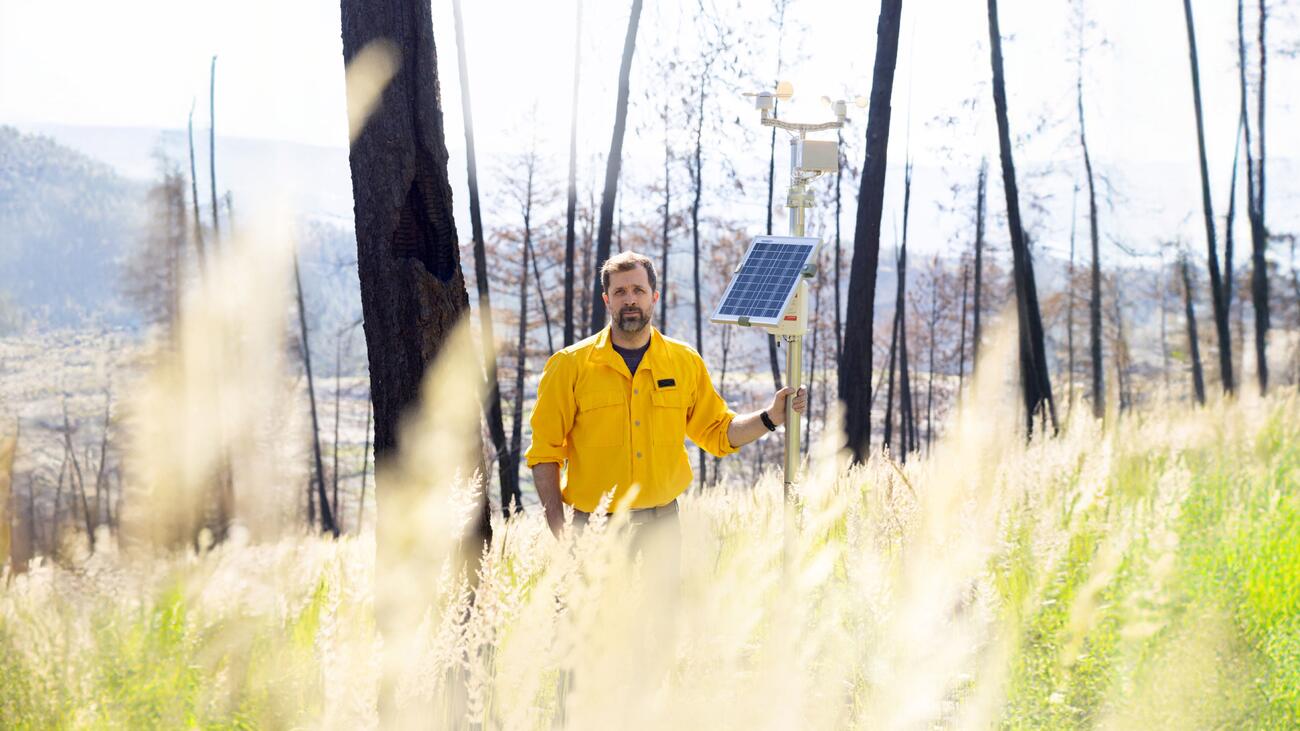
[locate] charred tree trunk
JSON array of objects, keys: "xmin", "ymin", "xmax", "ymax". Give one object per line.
[
  {"xmin": 452, "ymin": 0, "xmax": 517, "ymax": 520},
  {"xmin": 1182, "ymin": 0, "xmax": 1233, "ymax": 393},
  {"xmin": 588, "ymin": 0, "xmax": 644, "ymax": 334},
  {"xmin": 295, "ymin": 255, "xmax": 337, "ymax": 537},
  {"xmin": 834, "ymin": 128, "xmax": 844, "ymax": 367},
  {"xmin": 187, "ymin": 103, "xmax": 207, "ymax": 277},
  {"xmin": 358, "ymin": 398, "xmax": 372, "ymax": 532},
  {"xmin": 1239, "ymin": 0, "xmax": 1269, "ymax": 392},
  {"xmin": 840, "ymin": 0, "xmax": 903, "ymax": 462},
  {"xmin": 563, "ymin": 1, "xmax": 583, "ymax": 347},
  {"xmin": 765, "ymin": 104, "xmax": 784, "ymax": 391},
  {"xmin": 340, "ymin": 0, "xmax": 489, "ymax": 718},
  {"xmin": 508, "ymin": 173, "xmax": 532, "ymax": 516},
  {"xmin": 332, "ymin": 337, "xmax": 344, "ymax": 531},
  {"xmin": 1066, "ymin": 184, "xmax": 1077, "ymax": 410},
  {"xmin": 1180, "ymin": 256, "xmax": 1207, "ymax": 404},
  {"xmin": 209, "ymin": 56, "xmax": 220, "ymax": 245},
  {"xmin": 688, "ymin": 75, "xmax": 709, "ymax": 490},
  {"xmin": 987, "ymin": 0, "xmax": 1057, "ymax": 435},
  {"xmin": 972, "ymin": 158, "xmax": 987, "ymax": 368},
  {"xmin": 1078, "ymin": 69, "xmax": 1105, "ymax": 419},
  {"xmin": 958, "ymin": 262, "xmax": 970, "ymax": 396},
  {"xmin": 526, "ymin": 235, "xmax": 554, "ymax": 354}
]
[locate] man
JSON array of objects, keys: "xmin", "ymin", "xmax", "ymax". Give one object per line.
[{"xmin": 526, "ymin": 250, "xmax": 807, "ymax": 539}]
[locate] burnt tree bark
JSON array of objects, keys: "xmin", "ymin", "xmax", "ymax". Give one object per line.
[
  {"xmin": 972, "ymin": 158, "xmax": 987, "ymax": 368},
  {"xmin": 1077, "ymin": 62, "xmax": 1105, "ymax": 419},
  {"xmin": 1239, "ymin": 0, "xmax": 1269, "ymax": 392},
  {"xmin": 209, "ymin": 56, "xmax": 220, "ymax": 245},
  {"xmin": 340, "ymin": 0, "xmax": 489, "ymax": 718},
  {"xmin": 295, "ymin": 255, "xmax": 337, "ymax": 537},
  {"xmin": 1182, "ymin": 0, "xmax": 1234, "ymax": 393},
  {"xmin": 1181, "ymin": 256, "xmax": 1207, "ymax": 404},
  {"xmin": 452, "ymin": 0, "xmax": 516, "ymax": 515},
  {"xmin": 187, "ymin": 102, "xmax": 207, "ymax": 277},
  {"xmin": 987, "ymin": 0, "xmax": 1057, "ymax": 435},
  {"xmin": 564, "ymin": 0, "xmax": 583, "ymax": 347},
  {"xmin": 588, "ymin": 0, "xmax": 644, "ymax": 335},
  {"xmin": 840, "ymin": 0, "xmax": 903, "ymax": 462}
]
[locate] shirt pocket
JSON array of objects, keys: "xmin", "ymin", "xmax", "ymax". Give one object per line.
[
  {"xmin": 650, "ymin": 388, "xmax": 690, "ymax": 446},
  {"xmin": 575, "ymin": 390, "xmax": 626, "ymax": 447}
]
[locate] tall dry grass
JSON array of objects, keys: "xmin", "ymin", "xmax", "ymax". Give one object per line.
[{"xmin": 2, "ymin": 215, "xmax": 1298, "ymax": 730}]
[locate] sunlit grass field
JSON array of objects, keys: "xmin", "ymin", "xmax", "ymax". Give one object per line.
[
  {"xmin": 2, "ymin": 230, "xmax": 1297, "ymax": 729},
  {"xmin": 3, "ymin": 391, "xmax": 1296, "ymax": 729}
]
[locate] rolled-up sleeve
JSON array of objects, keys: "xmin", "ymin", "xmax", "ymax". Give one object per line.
[
  {"xmin": 525, "ymin": 351, "xmax": 577, "ymax": 468},
  {"xmin": 685, "ymin": 356, "xmax": 738, "ymax": 458}
]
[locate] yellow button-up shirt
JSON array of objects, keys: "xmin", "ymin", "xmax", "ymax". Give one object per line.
[{"xmin": 525, "ymin": 326, "xmax": 738, "ymax": 512}]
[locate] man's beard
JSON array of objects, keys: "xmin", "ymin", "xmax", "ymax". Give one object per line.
[{"xmin": 616, "ymin": 306, "xmax": 650, "ymax": 333}]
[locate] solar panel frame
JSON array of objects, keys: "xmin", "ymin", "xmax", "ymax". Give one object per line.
[{"xmin": 710, "ymin": 235, "xmax": 820, "ymax": 328}]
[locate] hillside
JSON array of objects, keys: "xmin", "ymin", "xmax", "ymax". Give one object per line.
[{"xmin": 0, "ymin": 126, "xmax": 143, "ymax": 329}]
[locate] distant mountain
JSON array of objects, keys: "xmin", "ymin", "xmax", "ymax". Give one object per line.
[{"xmin": 0, "ymin": 125, "xmax": 144, "ymax": 329}]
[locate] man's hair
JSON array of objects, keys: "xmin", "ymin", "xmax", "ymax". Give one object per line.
[{"xmin": 600, "ymin": 251, "xmax": 658, "ymax": 293}]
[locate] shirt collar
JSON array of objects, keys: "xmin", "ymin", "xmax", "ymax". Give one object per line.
[{"xmin": 591, "ymin": 325, "xmax": 673, "ymax": 377}]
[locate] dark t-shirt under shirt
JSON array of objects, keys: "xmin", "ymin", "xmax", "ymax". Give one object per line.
[{"xmin": 612, "ymin": 340, "xmax": 650, "ymax": 376}]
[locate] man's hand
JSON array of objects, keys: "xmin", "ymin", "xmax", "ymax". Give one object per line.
[
  {"xmin": 766, "ymin": 386, "xmax": 808, "ymax": 427},
  {"xmin": 532, "ymin": 463, "xmax": 566, "ymax": 539}
]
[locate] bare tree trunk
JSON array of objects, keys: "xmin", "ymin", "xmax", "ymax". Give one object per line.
[
  {"xmin": 1067, "ymin": 183, "xmax": 1077, "ymax": 412},
  {"xmin": 1078, "ymin": 67, "xmax": 1105, "ymax": 419},
  {"xmin": 764, "ymin": 112, "xmax": 784, "ymax": 391},
  {"xmin": 972, "ymin": 158, "xmax": 987, "ymax": 367},
  {"xmin": 357, "ymin": 398, "xmax": 371, "ymax": 533},
  {"xmin": 987, "ymin": 0, "xmax": 1057, "ymax": 435},
  {"xmin": 882, "ymin": 278, "xmax": 900, "ymax": 453},
  {"xmin": 295, "ymin": 256, "xmax": 337, "ymax": 536},
  {"xmin": 588, "ymin": 0, "xmax": 645, "ymax": 334},
  {"xmin": 563, "ymin": 1, "xmax": 582, "ymax": 347},
  {"xmin": 340, "ymin": 0, "xmax": 489, "ymax": 719},
  {"xmin": 1239, "ymin": 0, "xmax": 1269, "ymax": 392},
  {"xmin": 506, "ymin": 158, "xmax": 535, "ymax": 516},
  {"xmin": 187, "ymin": 102, "xmax": 207, "ymax": 276},
  {"xmin": 209, "ymin": 56, "xmax": 220, "ymax": 245},
  {"xmin": 689, "ymin": 75, "xmax": 709, "ymax": 489},
  {"xmin": 50, "ymin": 454, "xmax": 66, "ymax": 557},
  {"xmin": 925, "ymin": 261, "xmax": 938, "ymax": 452},
  {"xmin": 1180, "ymin": 256, "xmax": 1207, "ymax": 405},
  {"xmin": 899, "ymin": 164, "xmax": 916, "ymax": 458},
  {"xmin": 840, "ymin": 0, "xmax": 903, "ymax": 462},
  {"xmin": 61, "ymin": 399, "xmax": 93, "ymax": 554},
  {"xmin": 659, "ymin": 102, "xmax": 672, "ymax": 334},
  {"xmin": 332, "ymin": 336, "xmax": 343, "ymax": 531},
  {"xmin": 958, "ymin": 263, "xmax": 969, "ymax": 396},
  {"xmin": 834, "ymin": 128, "xmax": 844, "ymax": 367},
  {"xmin": 452, "ymin": 0, "xmax": 516, "ymax": 516},
  {"xmin": 526, "ymin": 236, "xmax": 554, "ymax": 354},
  {"xmin": 93, "ymin": 388, "xmax": 111, "ymax": 532},
  {"xmin": 1183, "ymin": 0, "xmax": 1234, "ymax": 393}
]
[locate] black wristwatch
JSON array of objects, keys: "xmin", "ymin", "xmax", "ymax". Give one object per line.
[{"xmin": 760, "ymin": 410, "xmax": 778, "ymax": 432}]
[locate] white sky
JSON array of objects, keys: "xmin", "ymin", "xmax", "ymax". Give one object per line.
[{"xmin": 2, "ymin": 0, "xmax": 1297, "ymax": 260}]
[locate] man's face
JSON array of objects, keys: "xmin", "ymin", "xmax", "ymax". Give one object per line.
[{"xmin": 603, "ymin": 266, "xmax": 659, "ymax": 334}]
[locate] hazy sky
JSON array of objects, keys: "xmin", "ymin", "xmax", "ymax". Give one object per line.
[{"xmin": 2, "ymin": 0, "xmax": 1297, "ymax": 260}]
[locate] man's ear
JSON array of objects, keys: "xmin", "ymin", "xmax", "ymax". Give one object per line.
[
  {"xmin": 652, "ymin": 290, "xmax": 660, "ymax": 306},
  {"xmin": 602, "ymin": 292, "xmax": 610, "ymax": 307}
]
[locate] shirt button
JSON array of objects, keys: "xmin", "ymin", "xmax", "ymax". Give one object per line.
[
  {"xmin": 634, "ymin": 388, "xmax": 639, "ymax": 394},
  {"xmin": 637, "ymin": 451, "xmax": 643, "ymax": 458},
  {"xmin": 635, "ymin": 420, "xmax": 641, "ymax": 426}
]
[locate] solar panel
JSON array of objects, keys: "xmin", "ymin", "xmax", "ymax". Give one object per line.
[{"xmin": 711, "ymin": 236, "xmax": 819, "ymax": 328}]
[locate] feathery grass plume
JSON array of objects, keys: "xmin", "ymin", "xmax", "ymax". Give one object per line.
[
  {"xmin": 120, "ymin": 212, "xmax": 301, "ymax": 549},
  {"xmin": 2, "ymin": 299, "xmax": 1298, "ymax": 726}
]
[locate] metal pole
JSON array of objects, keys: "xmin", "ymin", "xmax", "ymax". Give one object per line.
[{"xmin": 783, "ymin": 148, "xmax": 808, "ymax": 492}]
